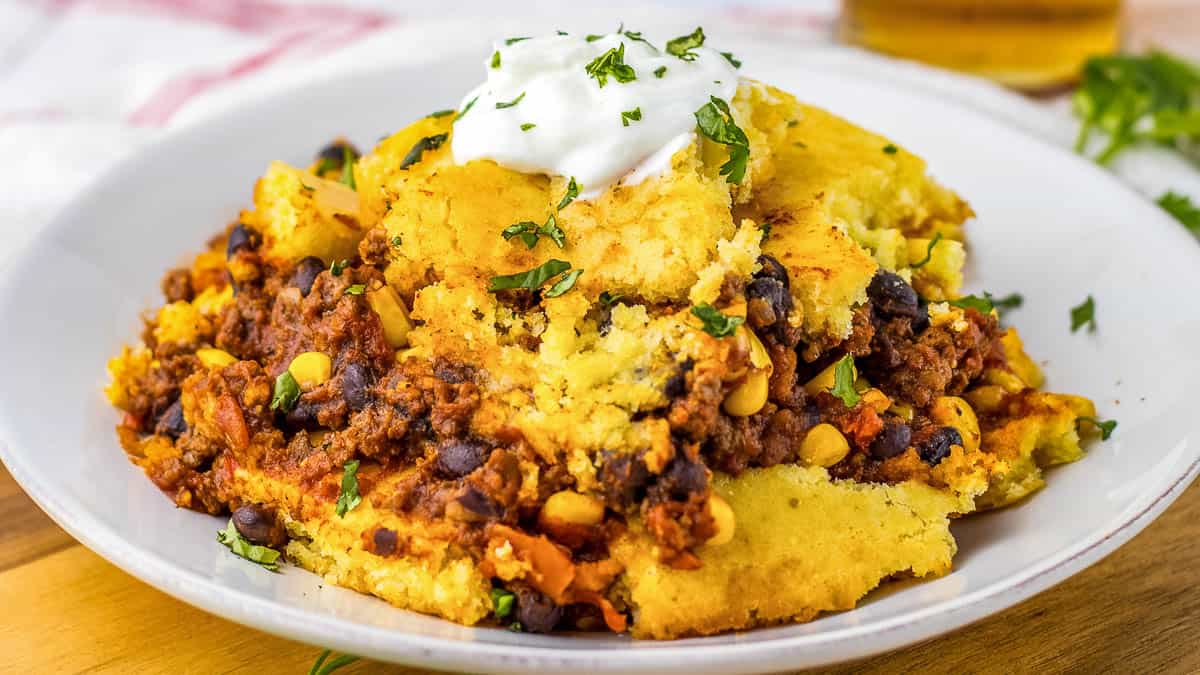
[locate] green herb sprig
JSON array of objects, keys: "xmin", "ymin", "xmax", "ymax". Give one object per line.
[
  {"xmin": 557, "ymin": 177, "xmax": 580, "ymax": 210},
  {"xmin": 1070, "ymin": 295, "xmax": 1096, "ymax": 333},
  {"xmin": 666, "ymin": 27, "xmax": 705, "ymax": 61},
  {"xmin": 217, "ymin": 519, "xmax": 282, "ymax": 571},
  {"xmin": 1076, "ymin": 416, "xmax": 1118, "ymax": 440},
  {"xmin": 695, "ymin": 96, "xmax": 750, "ymax": 183},
  {"xmin": 270, "ymin": 371, "xmax": 301, "ymax": 412},
  {"xmin": 621, "ymin": 107, "xmax": 642, "ymax": 127},
  {"xmin": 1158, "ymin": 190, "xmax": 1200, "ymax": 234},
  {"xmin": 308, "ymin": 649, "xmax": 360, "ymax": 675},
  {"xmin": 491, "ymin": 588, "xmax": 516, "ymax": 619},
  {"xmin": 691, "ymin": 303, "xmax": 743, "ymax": 337},
  {"xmin": 336, "ymin": 460, "xmax": 362, "ymax": 517},
  {"xmin": 585, "ymin": 43, "xmax": 637, "ymax": 87},
  {"xmin": 831, "ymin": 354, "xmax": 860, "ymax": 408},
  {"xmin": 502, "ymin": 214, "xmax": 565, "ymax": 250},
  {"xmin": 911, "ymin": 232, "xmax": 943, "ymax": 269},
  {"xmin": 489, "ymin": 259, "xmax": 580, "ymax": 296},
  {"xmin": 399, "ymin": 133, "xmax": 448, "ymax": 169}
]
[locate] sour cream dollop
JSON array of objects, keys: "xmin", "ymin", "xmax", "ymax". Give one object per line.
[{"xmin": 451, "ymin": 32, "xmax": 739, "ymax": 195}]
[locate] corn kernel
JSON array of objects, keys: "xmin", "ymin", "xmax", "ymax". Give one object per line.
[
  {"xmin": 930, "ymin": 396, "xmax": 981, "ymax": 453},
  {"xmin": 741, "ymin": 327, "xmax": 772, "ymax": 370},
  {"xmin": 804, "ymin": 359, "xmax": 856, "ymax": 396},
  {"xmin": 861, "ymin": 388, "xmax": 891, "ymax": 414},
  {"xmin": 288, "ymin": 351, "xmax": 332, "ymax": 390},
  {"xmin": 196, "ymin": 348, "xmax": 237, "ymax": 369},
  {"xmin": 889, "ymin": 401, "xmax": 915, "ymax": 421},
  {"xmin": 540, "ymin": 490, "xmax": 605, "ymax": 527},
  {"xmin": 704, "ymin": 495, "xmax": 736, "ymax": 547},
  {"xmin": 366, "ymin": 284, "xmax": 413, "ymax": 348},
  {"xmin": 799, "ymin": 423, "xmax": 851, "ymax": 467},
  {"xmin": 965, "ymin": 385, "xmax": 1008, "ymax": 414},
  {"xmin": 723, "ymin": 369, "xmax": 770, "ymax": 417}
]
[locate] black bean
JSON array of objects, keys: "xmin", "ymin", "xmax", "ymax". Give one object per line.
[
  {"xmin": 918, "ymin": 426, "xmax": 963, "ymax": 466},
  {"xmin": 598, "ymin": 451, "xmax": 650, "ymax": 509},
  {"xmin": 754, "ymin": 254, "xmax": 790, "ymax": 289},
  {"xmin": 746, "ymin": 277, "xmax": 793, "ymax": 324},
  {"xmin": 283, "ymin": 399, "xmax": 322, "ymax": 430},
  {"xmin": 341, "ymin": 362, "xmax": 373, "ymax": 411},
  {"xmin": 663, "ymin": 359, "xmax": 694, "ymax": 399},
  {"xmin": 660, "ymin": 455, "xmax": 708, "ymax": 500},
  {"xmin": 290, "ymin": 256, "xmax": 325, "ymax": 297},
  {"xmin": 226, "ymin": 223, "xmax": 258, "ymax": 258},
  {"xmin": 870, "ymin": 420, "xmax": 913, "ymax": 460},
  {"xmin": 435, "ymin": 439, "xmax": 489, "ymax": 478},
  {"xmin": 373, "ymin": 528, "xmax": 398, "ymax": 556},
  {"xmin": 867, "ymin": 270, "xmax": 921, "ymax": 320},
  {"xmin": 232, "ymin": 505, "xmax": 277, "ymax": 546},
  {"xmin": 155, "ymin": 399, "xmax": 187, "ymax": 439},
  {"xmin": 798, "ymin": 401, "xmax": 821, "ymax": 429},
  {"xmin": 457, "ymin": 486, "xmax": 501, "ymax": 518},
  {"xmin": 911, "ymin": 298, "xmax": 931, "ymax": 334},
  {"xmin": 514, "ymin": 586, "xmax": 563, "ymax": 634},
  {"xmin": 316, "ymin": 140, "xmax": 360, "ymax": 165}
]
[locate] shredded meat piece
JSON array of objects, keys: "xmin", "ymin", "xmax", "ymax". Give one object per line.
[{"xmin": 161, "ymin": 268, "xmax": 193, "ymax": 303}]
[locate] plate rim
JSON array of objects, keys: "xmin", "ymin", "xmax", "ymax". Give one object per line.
[{"xmin": 3, "ymin": 45, "xmax": 1200, "ymax": 674}]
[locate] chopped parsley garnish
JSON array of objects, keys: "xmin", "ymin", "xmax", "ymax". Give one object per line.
[
  {"xmin": 217, "ymin": 519, "xmax": 281, "ymax": 571},
  {"xmin": 299, "ymin": 182, "xmax": 315, "ymax": 192},
  {"xmin": 399, "ymin": 133, "xmax": 448, "ymax": 169},
  {"xmin": 1070, "ymin": 295, "xmax": 1096, "ymax": 333},
  {"xmin": 831, "ymin": 354, "xmax": 861, "ymax": 408},
  {"xmin": 270, "ymin": 371, "xmax": 301, "ymax": 412},
  {"xmin": 585, "ymin": 33, "xmax": 605, "ymax": 42},
  {"xmin": 390, "ymin": 235, "xmax": 402, "ymax": 247},
  {"xmin": 505, "ymin": 36, "xmax": 531, "ymax": 45},
  {"xmin": 654, "ymin": 65, "xmax": 668, "ymax": 78},
  {"xmin": 491, "ymin": 588, "xmax": 516, "ymax": 619},
  {"xmin": 490, "ymin": 50, "xmax": 501, "ymax": 68},
  {"xmin": 308, "ymin": 649, "xmax": 360, "ymax": 675},
  {"xmin": 883, "ymin": 144, "xmax": 898, "ymax": 154},
  {"xmin": 508, "ymin": 622, "xmax": 523, "ymax": 632},
  {"xmin": 787, "ymin": 119, "xmax": 799, "ymax": 127},
  {"xmin": 948, "ymin": 294, "xmax": 994, "ymax": 314},
  {"xmin": 720, "ymin": 51, "xmax": 742, "ymax": 68},
  {"xmin": 521, "ymin": 122, "xmax": 537, "ymax": 131},
  {"xmin": 1076, "ymin": 416, "xmax": 1118, "ymax": 440},
  {"xmin": 621, "ymin": 29, "xmax": 655, "ymax": 49},
  {"xmin": 489, "ymin": 259, "xmax": 572, "ymax": 292},
  {"xmin": 599, "ymin": 290, "xmax": 625, "ymax": 307},
  {"xmin": 1073, "ymin": 52, "xmax": 1200, "ymax": 165},
  {"xmin": 695, "ymin": 96, "xmax": 750, "ymax": 183},
  {"xmin": 344, "ymin": 284, "xmax": 366, "ymax": 296},
  {"xmin": 759, "ymin": 221, "xmax": 772, "ymax": 244},
  {"xmin": 335, "ymin": 459, "xmax": 362, "ymax": 517},
  {"xmin": 666, "ymin": 26, "xmax": 705, "ymax": 61},
  {"xmin": 1158, "ymin": 190, "xmax": 1200, "ymax": 234},
  {"xmin": 502, "ymin": 214, "xmax": 565, "ymax": 250},
  {"xmin": 339, "ymin": 146, "xmax": 356, "ymax": 190},
  {"xmin": 584, "ymin": 43, "xmax": 637, "ymax": 87},
  {"xmin": 545, "ymin": 269, "xmax": 584, "ymax": 298},
  {"xmin": 691, "ymin": 303, "xmax": 743, "ymax": 337},
  {"xmin": 456, "ymin": 96, "xmax": 479, "ymax": 122},
  {"xmin": 429, "ymin": 109, "xmax": 455, "ymax": 118},
  {"xmin": 495, "ymin": 92, "xmax": 526, "ymax": 109},
  {"xmin": 557, "ymin": 177, "xmax": 580, "ymax": 210},
  {"xmin": 621, "ymin": 106, "xmax": 642, "ymax": 127},
  {"xmin": 329, "ymin": 259, "xmax": 348, "ymax": 276},
  {"xmin": 991, "ymin": 293, "xmax": 1024, "ymax": 313},
  {"xmin": 911, "ymin": 232, "xmax": 943, "ymax": 269}
]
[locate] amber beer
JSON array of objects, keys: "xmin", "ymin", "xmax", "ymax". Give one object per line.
[{"xmin": 840, "ymin": 0, "xmax": 1122, "ymax": 91}]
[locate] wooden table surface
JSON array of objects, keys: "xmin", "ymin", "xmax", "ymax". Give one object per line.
[{"xmin": 3, "ymin": 464, "xmax": 1198, "ymax": 674}]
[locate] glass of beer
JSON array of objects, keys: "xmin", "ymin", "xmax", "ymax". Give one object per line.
[{"xmin": 840, "ymin": 0, "xmax": 1123, "ymax": 92}]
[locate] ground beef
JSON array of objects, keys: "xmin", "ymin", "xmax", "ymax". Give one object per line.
[
  {"xmin": 161, "ymin": 268, "xmax": 193, "ymax": 303},
  {"xmin": 358, "ymin": 226, "xmax": 395, "ymax": 268}
]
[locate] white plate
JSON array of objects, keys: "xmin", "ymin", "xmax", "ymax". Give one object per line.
[{"xmin": 3, "ymin": 40, "xmax": 1199, "ymax": 674}]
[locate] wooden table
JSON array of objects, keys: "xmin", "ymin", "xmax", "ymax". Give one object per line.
[{"xmin": 3, "ymin": 464, "xmax": 1198, "ymax": 674}]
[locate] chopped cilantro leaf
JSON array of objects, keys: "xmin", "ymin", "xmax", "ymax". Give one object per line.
[
  {"xmin": 502, "ymin": 214, "xmax": 565, "ymax": 250},
  {"xmin": 270, "ymin": 371, "xmax": 300, "ymax": 413},
  {"xmin": 832, "ymin": 354, "xmax": 860, "ymax": 407},
  {"xmin": 991, "ymin": 293, "xmax": 1024, "ymax": 313},
  {"xmin": 599, "ymin": 290, "xmax": 625, "ymax": 307},
  {"xmin": 505, "ymin": 36, "xmax": 531, "ymax": 45},
  {"xmin": 557, "ymin": 177, "xmax": 580, "ymax": 210},
  {"xmin": 654, "ymin": 65, "xmax": 667, "ymax": 78},
  {"xmin": 695, "ymin": 96, "xmax": 750, "ymax": 183},
  {"xmin": 948, "ymin": 294, "xmax": 994, "ymax": 314},
  {"xmin": 521, "ymin": 122, "xmax": 537, "ymax": 131},
  {"xmin": 666, "ymin": 26, "xmax": 705, "ymax": 61},
  {"xmin": 399, "ymin": 133, "xmax": 448, "ymax": 169},
  {"xmin": 1158, "ymin": 190, "xmax": 1200, "ymax": 234},
  {"xmin": 691, "ymin": 303, "xmax": 743, "ymax": 337},
  {"xmin": 344, "ymin": 284, "xmax": 366, "ymax": 296},
  {"xmin": 720, "ymin": 51, "xmax": 742, "ymax": 68},
  {"xmin": 490, "ymin": 50, "xmax": 500, "ymax": 68},
  {"xmin": 759, "ymin": 221, "xmax": 772, "ymax": 244},
  {"xmin": 585, "ymin": 33, "xmax": 604, "ymax": 42},
  {"xmin": 910, "ymin": 232, "xmax": 942, "ymax": 269},
  {"xmin": 390, "ymin": 235, "xmax": 402, "ymax": 247},
  {"xmin": 456, "ymin": 96, "xmax": 479, "ymax": 122},
  {"xmin": 621, "ymin": 106, "xmax": 642, "ymax": 127},
  {"xmin": 585, "ymin": 43, "xmax": 637, "ymax": 87},
  {"xmin": 883, "ymin": 144, "xmax": 898, "ymax": 154},
  {"xmin": 489, "ymin": 259, "xmax": 572, "ymax": 292},
  {"xmin": 786, "ymin": 119, "xmax": 799, "ymax": 127},
  {"xmin": 335, "ymin": 459, "xmax": 362, "ymax": 517},
  {"xmin": 495, "ymin": 92, "xmax": 526, "ymax": 109},
  {"xmin": 329, "ymin": 259, "xmax": 348, "ymax": 276},
  {"xmin": 217, "ymin": 519, "xmax": 281, "ymax": 571},
  {"xmin": 544, "ymin": 268, "xmax": 583, "ymax": 298},
  {"xmin": 1070, "ymin": 295, "xmax": 1096, "ymax": 333},
  {"xmin": 308, "ymin": 649, "xmax": 360, "ymax": 675},
  {"xmin": 339, "ymin": 146, "xmax": 356, "ymax": 190},
  {"xmin": 491, "ymin": 588, "xmax": 516, "ymax": 619},
  {"xmin": 1076, "ymin": 416, "xmax": 1118, "ymax": 440},
  {"xmin": 429, "ymin": 109, "xmax": 455, "ymax": 118}
]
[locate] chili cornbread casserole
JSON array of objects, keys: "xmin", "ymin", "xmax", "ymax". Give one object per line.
[{"xmin": 106, "ymin": 29, "xmax": 1107, "ymax": 638}]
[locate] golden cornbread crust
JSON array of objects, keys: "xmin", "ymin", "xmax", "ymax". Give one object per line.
[{"xmin": 105, "ymin": 79, "xmax": 1100, "ymax": 639}]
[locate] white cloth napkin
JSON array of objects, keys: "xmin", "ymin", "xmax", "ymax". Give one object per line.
[{"xmin": 1, "ymin": 0, "xmax": 1196, "ymax": 275}]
